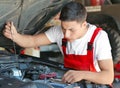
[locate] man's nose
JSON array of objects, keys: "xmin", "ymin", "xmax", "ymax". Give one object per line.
[{"xmin": 64, "ymin": 30, "xmax": 70, "ymax": 39}]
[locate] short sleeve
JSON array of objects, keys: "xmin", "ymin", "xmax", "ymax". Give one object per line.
[
  {"xmin": 94, "ymin": 30, "xmax": 112, "ymax": 60},
  {"xmin": 45, "ymin": 26, "xmax": 63, "ymax": 43}
]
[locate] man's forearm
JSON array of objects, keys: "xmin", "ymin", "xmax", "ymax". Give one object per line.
[
  {"xmin": 13, "ymin": 33, "xmax": 36, "ymax": 48},
  {"xmin": 81, "ymin": 70, "xmax": 114, "ymax": 84}
]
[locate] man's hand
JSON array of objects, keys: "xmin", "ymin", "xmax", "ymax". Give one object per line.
[
  {"xmin": 62, "ymin": 70, "xmax": 83, "ymax": 84},
  {"xmin": 3, "ymin": 22, "xmax": 18, "ymax": 40}
]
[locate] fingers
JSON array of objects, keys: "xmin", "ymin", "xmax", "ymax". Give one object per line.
[
  {"xmin": 6, "ymin": 21, "xmax": 11, "ymax": 26},
  {"xmin": 62, "ymin": 70, "xmax": 82, "ymax": 84},
  {"xmin": 5, "ymin": 22, "xmax": 11, "ymax": 30},
  {"xmin": 62, "ymin": 76, "xmax": 73, "ymax": 84},
  {"xmin": 4, "ymin": 22, "xmax": 12, "ymax": 34},
  {"xmin": 10, "ymin": 21, "xmax": 15, "ymax": 34},
  {"xmin": 3, "ymin": 21, "xmax": 15, "ymax": 39},
  {"xmin": 62, "ymin": 71, "xmax": 73, "ymax": 84},
  {"xmin": 10, "ymin": 21, "xmax": 14, "ymax": 29}
]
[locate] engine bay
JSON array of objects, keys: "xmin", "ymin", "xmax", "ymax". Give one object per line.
[{"xmin": 0, "ymin": 52, "xmax": 81, "ymax": 88}]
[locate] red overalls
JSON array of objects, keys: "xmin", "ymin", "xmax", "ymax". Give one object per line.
[
  {"xmin": 62, "ymin": 28, "xmax": 102, "ymax": 72},
  {"xmin": 62, "ymin": 28, "xmax": 113, "ymax": 88}
]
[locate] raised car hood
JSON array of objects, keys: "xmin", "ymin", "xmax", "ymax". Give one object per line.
[{"xmin": 0, "ymin": 0, "xmax": 72, "ymax": 50}]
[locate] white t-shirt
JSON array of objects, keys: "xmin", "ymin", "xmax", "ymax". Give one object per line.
[{"xmin": 45, "ymin": 23, "xmax": 112, "ymax": 72}]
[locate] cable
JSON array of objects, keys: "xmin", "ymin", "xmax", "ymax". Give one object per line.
[
  {"xmin": 10, "ymin": 22, "xmax": 22, "ymax": 79},
  {"xmin": 10, "ymin": 22, "xmax": 18, "ymax": 62}
]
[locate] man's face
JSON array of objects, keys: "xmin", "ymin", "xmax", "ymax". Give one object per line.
[{"xmin": 61, "ymin": 21, "xmax": 85, "ymax": 42}]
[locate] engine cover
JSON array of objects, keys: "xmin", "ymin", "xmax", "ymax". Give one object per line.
[{"xmin": 0, "ymin": 75, "xmax": 24, "ymax": 88}]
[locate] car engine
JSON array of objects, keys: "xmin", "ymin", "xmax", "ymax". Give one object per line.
[{"xmin": 0, "ymin": 51, "xmax": 80, "ymax": 88}]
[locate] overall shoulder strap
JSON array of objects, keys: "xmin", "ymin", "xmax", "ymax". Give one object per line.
[
  {"xmin": 90, "ymin": 28, "xmax": 102, "ymax": 44},
  {"xmin": 87, "ymin": 27, "xmax": 102, "ymax": 72},
  {"xmin": 87, "ymin": 28, "xmax": 102, "ymax": 50}
]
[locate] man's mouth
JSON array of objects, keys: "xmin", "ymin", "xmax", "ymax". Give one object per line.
[{"xmin": 66, "ymin": 39, "xmax": 74, "ymax": 42}]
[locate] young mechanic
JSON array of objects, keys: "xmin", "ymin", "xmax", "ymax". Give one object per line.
[{"xmin": 3, "ymin": 1, "xmax": 114, "ymax": 88}]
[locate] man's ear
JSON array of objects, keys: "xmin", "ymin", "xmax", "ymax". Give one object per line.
[{"xmin": 82, "ymin": 21, "xmax": 87, "ymax": 28}]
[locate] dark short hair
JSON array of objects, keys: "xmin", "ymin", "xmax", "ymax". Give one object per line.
[{"xmin": 59, "ymin": 1, "xmax": 87, "ymax": 23}]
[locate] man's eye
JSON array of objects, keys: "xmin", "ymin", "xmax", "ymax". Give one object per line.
[
  {"xmin": 70, "ymin": 29, "xmax": 74, "ymax": 32},
  {"xmin": 62, "ymin": 28, "xmax": 65, "ymax": 32}
]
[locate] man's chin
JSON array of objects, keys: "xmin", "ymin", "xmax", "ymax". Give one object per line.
[{"xmin": 67, "ymin": 39, "xmax": 74, "ymax": 42}]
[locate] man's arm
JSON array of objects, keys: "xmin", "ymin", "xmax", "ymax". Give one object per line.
[
  {"xmin": 62, "ymin": 59, "xmax": 114, "ymax": 84},
  {"xmin": 3, "ymin": 22, "xmax": 51, "ymax": 48},
  {"xmin": 83, "ymin": 59, "xmax": 114, "ymax": 84},
  {"xmin": 12, "ymin": 33, "xmax": 52, "ymax": 48}
]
